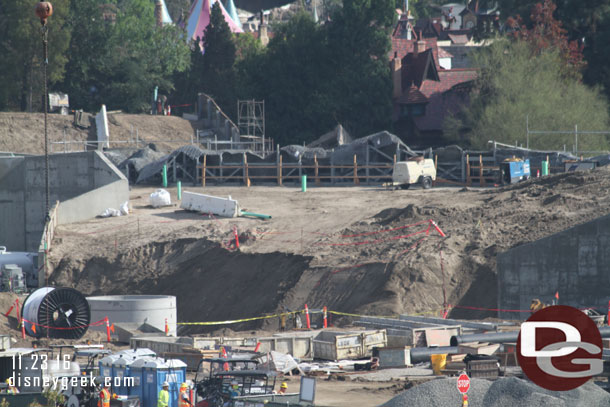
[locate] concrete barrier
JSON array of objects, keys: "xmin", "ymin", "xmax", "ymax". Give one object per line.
[{"xmin": 181, "ymin": 191, "xmax": 240, "ymax": 217}]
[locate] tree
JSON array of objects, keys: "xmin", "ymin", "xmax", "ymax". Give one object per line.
[
  {"xmin": 61, "ymin": 0, "xmax": 190, "ymax": 112},
  {"xmin": 325, "ymin": 0, "xmax": 395, "ymax": 138},
  {"xmin": 506, "ymin": 0, "xmax": 584, "ymax": 79},
  {"xmin": 198, "ymin": 2, "xmax": 238, "ymax": 118},
  {"xmin": 0, "ymin": 0, "xmax": 70, "ymax": 111},
  {"xmin": 445, "ymin": 40, "xmax": 610, "ymax": 150}
]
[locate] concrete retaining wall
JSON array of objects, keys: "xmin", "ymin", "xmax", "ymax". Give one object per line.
[
  {"xmin": 0, "ymin": 151, "xmax": 128, "ymax": 252},
  {"xmin": 497, "ymin": 214, "xmax": 610, "ymax": 319}
]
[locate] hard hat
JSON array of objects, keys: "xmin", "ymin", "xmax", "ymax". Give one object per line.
[
  {"xmin": 162, "ymin": 381, "xmax": 169, "ymax": 387},
  {"xmin": 180, "ymin": 383, "xmax": 188, "ymax": 389},
  {"xmin": 280, "ymin": 382, "xmax": 288, "ymax": 389},
  {"xmin": 4, "ymin": 379, "xmax": 9, "ymax": 384}
]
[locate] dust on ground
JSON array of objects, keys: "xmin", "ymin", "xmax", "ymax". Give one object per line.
[
  {"xmin": 0, "ymin": 112, "xmax": 199, "ymax": 155},
  {"xmin": 46, "ymin": 165, "xmax": 610, "ymax": 333}
]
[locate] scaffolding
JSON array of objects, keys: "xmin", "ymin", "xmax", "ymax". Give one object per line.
[{"xmin": 238, "ymin": 100, "xmax": 266, "ymax": 154}]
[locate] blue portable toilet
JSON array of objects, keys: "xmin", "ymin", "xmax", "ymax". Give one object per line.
[
  {"xmin": 128, "ymin": 357, "xmax": 156, "ymax": 404},
  {"xmin": 165, "ymin": 359, "xmax": 187, "ymax": 406},
  {"xmin": 99, "ymin": 354, "xmax": 120, "ymax": 383},
  {"xmin": 112, "ymin": 349, "xmax": 156, "ymax": 396},
  {"xmin": 143, "ymin": 359, "xmax": 169, "ymax": 407}
]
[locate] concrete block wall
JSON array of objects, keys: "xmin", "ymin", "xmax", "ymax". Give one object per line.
[
  {"xmin": 497, "ymin": 214, "xmax": 610, "ymax": 319},
  {"xmin": 0, "ymin": 151, "xmax": 128, "ymax": 252}
]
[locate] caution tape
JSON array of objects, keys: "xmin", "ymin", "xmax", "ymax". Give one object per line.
[
  {"xmin": 176, "ymin": 312, "xmax": 300, "ymax": 326},
  {"xmin": 21, "ymin": 317, "xmax": 108, "ymax": 330}
]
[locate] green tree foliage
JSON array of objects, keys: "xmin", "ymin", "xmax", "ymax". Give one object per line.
[
  {"xmin": 0, "ymin": 0, "xmax": 70, "ymax": 111},
  {"xmin": 445, "ymin": 40, "xmax": 610, "ymax": 150},
  {"xmin": 199, "ymin": 2, "xmax": 238, "ymax": 118},
  {"xmin": 61, "ymin": 0, "xmax": 190, "ymax": 112},
  {"xmin": 237, "ymin": 0, "xmax": 396, "ymax": 145}
]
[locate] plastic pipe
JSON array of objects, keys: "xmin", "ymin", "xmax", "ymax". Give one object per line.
[
  {"xmin": 177, "ymin": 181, "xmax": 182, "ymax": 200},
  {"xmin": 240, "ymin": 211, "xmax": 272, "ymax": 219},
  {"xmin": 162, "ymin": 164, "xmax": 168, "ymax": 187},
  {"xmin": 301, "ymin": 175, "xmax": 307, "ymax": 192}
]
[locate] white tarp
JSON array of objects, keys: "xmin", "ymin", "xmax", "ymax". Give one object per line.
[{"xmin": 150, "ymin": 189, "xmax": 172, "ymax": 208}]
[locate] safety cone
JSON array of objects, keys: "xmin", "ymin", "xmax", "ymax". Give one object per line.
[
  {"xmin": 165, "ymin": 318, "xmax": 169, "ymax": 335},
  {"xmin": 304, "ymin": 304, "xmax": 311, "ymax": 329},
  {"xmin": 105, "ymin": 317, "xmax": 111, "ymax": 342}
]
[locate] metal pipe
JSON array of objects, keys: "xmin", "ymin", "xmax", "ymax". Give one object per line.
[
  {"xmin": 451, "ymin": 326, "xmax": 610, "ymax": 347},
  {"xmin": 399, "ymin": 315, "xmax": 499, "ymax": 331},
  {"xmin": 450, "ymin": 331, "xmax": 518, "ymax": 347},
  {"xmin": 410, "ymin": 346, "xmax": 458, "ymax": 363}
]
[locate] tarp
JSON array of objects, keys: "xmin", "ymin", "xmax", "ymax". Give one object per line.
[{"xmin": 186, "ymin": 0, "xmax": 243, "ymax": 45}]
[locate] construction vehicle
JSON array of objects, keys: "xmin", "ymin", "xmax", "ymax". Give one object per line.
[
  {"xmin": 530, "ymin": 298, "xmax": 549, "ymax": 314},
  {"xmin": 390, "ymin": 157, "xmax": 436, "ymax": 190},
  {"xmin": 498, "ymin": 158, "xmax": 530, "ymax": 185},
  {"xmin": 49, "ymin": 92, "xmax": 70, "ymax": 115}
]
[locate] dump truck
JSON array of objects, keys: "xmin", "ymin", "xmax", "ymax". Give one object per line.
[{"xmin": 390, "ymin": 157, "xmax": 436, "ymax": 190}]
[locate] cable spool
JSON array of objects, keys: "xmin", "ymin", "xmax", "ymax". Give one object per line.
[{"xmin": 22, "ymin": 287, "xmax": 91, "ymax": 339}]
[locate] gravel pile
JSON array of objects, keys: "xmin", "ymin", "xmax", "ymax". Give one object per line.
[{"xmin": 382, "ymin": 377, "xmax": 610, "ymax": 407}]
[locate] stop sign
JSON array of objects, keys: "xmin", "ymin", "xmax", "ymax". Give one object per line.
[{"xmin": 457, "ymin": 373, "xmax": 470, "ymax": 394}]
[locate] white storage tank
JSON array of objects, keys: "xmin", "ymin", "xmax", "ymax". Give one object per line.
[{"xmin": 87, "ymin": 295, "xmax": 177, "ymax": 336}]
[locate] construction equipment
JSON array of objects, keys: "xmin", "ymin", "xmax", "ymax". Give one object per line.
[
  {"xmin": 530, "ymin": 298, "xmax": 549, "ymax": 314},
  {"xmin": 390, "ymin": 157, "xmax": 436, "ymax": 190},
  {"xmin": 499, "ymin": 158, "xmax": 530, "ymax": 185},
  {"xmin": 49, "ymin": 92, "xmax": 70, "ymax": 115}
]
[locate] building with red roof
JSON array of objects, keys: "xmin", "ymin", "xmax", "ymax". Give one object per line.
[{"xmin": 390, "ymin": 13, "xmax": 478, "ymax": 145}]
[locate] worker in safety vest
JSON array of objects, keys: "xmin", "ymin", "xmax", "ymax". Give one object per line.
[
  {"xmin": 278, "ymin": 382, "xmax": 288, "ymax": 394},
  {"xmin": 179, "ymin": 383, "xmax": 191, "ymax": 407},
  {"xmin": 6, "ymin": 378, "xmax": 19, "ymax": 394},
  {"xmin": 97, "ymin": 381, "xmax": 111, "ymax": 407},
  {"xmin": 158, "ymin": 381, "xmax": 170, "ymax": 407}
]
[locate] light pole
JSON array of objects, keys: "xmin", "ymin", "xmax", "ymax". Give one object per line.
[{"xmin": 35, "ymin": 2, "xmax": 53, "ymax": 222}]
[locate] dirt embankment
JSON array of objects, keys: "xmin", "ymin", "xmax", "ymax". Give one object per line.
[
  {"xmin": 44, "ymin": 166, "xmax": 610, "ymax": 332},
  {"xmin": 0, "ymin": 112, "xmax": 199, "ymax": 155}
]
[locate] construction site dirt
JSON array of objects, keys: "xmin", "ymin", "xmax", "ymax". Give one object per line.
[{"xmin": 44, "ymin": 167, "xmax": 610, "ymax": 331}]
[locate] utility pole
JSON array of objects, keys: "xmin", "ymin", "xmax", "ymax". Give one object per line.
[{"xmin": 36, "ymin": 2, "xmax": 53, "ymax": 223}]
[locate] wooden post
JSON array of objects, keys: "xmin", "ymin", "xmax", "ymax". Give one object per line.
[
  {"xmin": 393, "ymin": 154, "xmax": 397, "ymax": 164},
  {"xmin": 243, "ymin": 153, "xmax": 250, "ymax": 187},
  {"xmin": 278, "ymin": 155, "xmax": 283, "ymax": 186},
  {"xmin": 434, "ymin": 155, "xmax": 438, "ymax": 186},
  {"xmin": 466, "ymin": 154, "xmax": 471, "ymax": 186},
  {"xmin": 365, "ymin": 145, "xmax": 370, "ymax": 185},
  {"xmin": 331, "ymin": 154, "xmax": 335, "ymax": 185},
  {"xmin": 202, "ymin": 155, "xmax": 207, "ymax": 187},
  {"xmin": 479, "ymin": 154, "xmax": 485, "ymax": 187},
  {"xmin": 353, "ymin": 154, "xmax": 359, "ymax": 186},
  {"xmin": 314, "ymin": 155, "xmax": 320, "ymax": 185}
]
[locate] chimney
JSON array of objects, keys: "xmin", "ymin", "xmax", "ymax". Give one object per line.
[
  {"xmin": 155, "ymin": 0, "xmax": 163, "ymax": 27},
  {"xmin": 414, "ymin": 31, "xmax": 426, "ymax": 55},
  {"xmin": 259, "ymin": 10, "xmax": 269, "ymax": 46},
  {"xmin": 392, "ymin": 52, "xmax": 402, "ymax": 99}
]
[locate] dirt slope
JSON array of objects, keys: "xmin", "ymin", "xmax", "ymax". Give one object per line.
[
  {"xmin": 45, "ymin": 166, "xmax": 610, "ymax": 332},
  {"xmin": 0, "ymin": 112, "xmax": 198, "ymax": 154}
]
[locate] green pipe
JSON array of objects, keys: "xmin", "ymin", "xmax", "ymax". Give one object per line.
[
  {"xmin": 177, "ymin": 181, "xmax": 182, "ymax": 200},
  {"xmin": 241, "ymin": 211, "xmax": 272, "ymax": 219},
  {"xmin": 301, "ymin": 175, "xmax": 307, "ymax": 192},
  {"xmin": 162, "ymin": 164, "xmax": 168, "ymax": 187}
]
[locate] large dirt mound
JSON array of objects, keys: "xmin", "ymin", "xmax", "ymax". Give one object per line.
[
  {"xmin": 0, "ymin": 112, "xmax": 198, "ymax": 154},
  {"xmin": 46, "ymin": 166, "xmax": 610, "ymax": 329}
]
